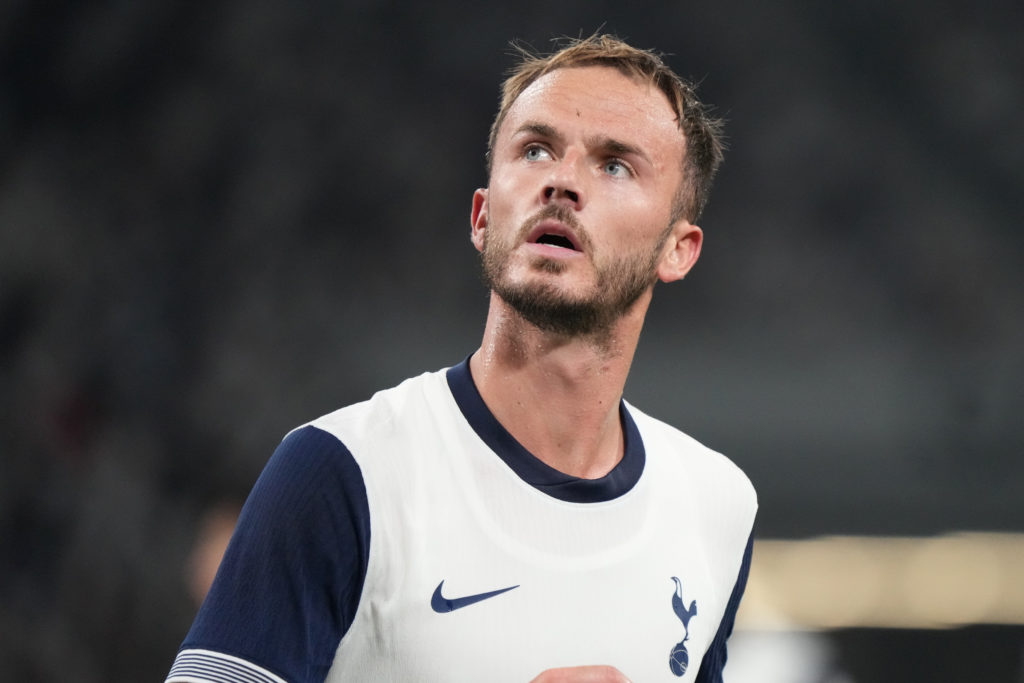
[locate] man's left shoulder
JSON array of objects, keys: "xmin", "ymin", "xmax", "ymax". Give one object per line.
[{"xmin": 627, "ymin": 402, "xmax": 756, "ymax": 500}]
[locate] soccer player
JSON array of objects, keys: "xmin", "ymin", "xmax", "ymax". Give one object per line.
[{"xmin": 166, "ymin": 34, "xmax": 757, "ymax": 683}]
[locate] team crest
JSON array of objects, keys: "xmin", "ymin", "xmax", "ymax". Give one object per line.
[{"xmin": 669, "ymin": 576, "xmax": 698, "ymax": 676}]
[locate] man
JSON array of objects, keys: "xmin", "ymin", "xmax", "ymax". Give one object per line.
[{"xmin": 166, "ymin": 34, "xmax": 756, "ymax": 683}]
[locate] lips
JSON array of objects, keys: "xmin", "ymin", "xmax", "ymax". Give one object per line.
[{"xmin": 525, "ymin": 219, "xmax": 583, "ymax": 252}]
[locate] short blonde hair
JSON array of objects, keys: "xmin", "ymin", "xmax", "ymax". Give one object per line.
[{"xmin": 487, "ymin": 34, "xmax": 725, "ymax": 222}]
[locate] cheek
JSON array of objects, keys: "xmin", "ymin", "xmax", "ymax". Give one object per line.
[
  {"xmin": 482, "ymin": 187, "xmax": 523, "ymax": 235},
  {"xmin": 604, "ymin": 200, "xmax": 668, "ymax": 245},
  {"xmin": 487, "ymin": 161, "xmax": 524, "ymax": 197}
]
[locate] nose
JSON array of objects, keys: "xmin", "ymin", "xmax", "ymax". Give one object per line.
[
  {"xmin": 543, "ymin": 185, "xmax": 580, "ymax": 205},
  {"xmin": 541, "ymin": 158, "xmax": 584, "ymax": 210}
]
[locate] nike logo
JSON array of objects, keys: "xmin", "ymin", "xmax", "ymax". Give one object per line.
[{"xmin": 430, "ymin": 580, "xmax": 519, "ymax": 613}]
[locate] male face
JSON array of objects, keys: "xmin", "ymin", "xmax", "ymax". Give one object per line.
[{"xmin": 471, "ymin": 66, "xmax": 701, "ymax": 337}]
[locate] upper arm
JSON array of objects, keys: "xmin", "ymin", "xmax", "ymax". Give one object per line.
[{"xmin": 167, "ymin": 426, "xmax": 370, "ymax": 683}]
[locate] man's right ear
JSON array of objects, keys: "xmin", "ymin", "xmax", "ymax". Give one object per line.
[{"xmin": 470, "ymin": 188, "xmax": 488, "ymax": 253}]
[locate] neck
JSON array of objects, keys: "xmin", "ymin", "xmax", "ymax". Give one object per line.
[{"xmin": 469, "ymin": 291, "xmax": 650, "ymax": 479}]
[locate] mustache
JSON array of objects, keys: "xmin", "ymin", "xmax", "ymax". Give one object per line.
[{"xmin": 516, "ymin": 205, "xmax": 592, "ymax": 251}]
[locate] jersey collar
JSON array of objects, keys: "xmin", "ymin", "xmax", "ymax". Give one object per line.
[{"xmin": 446, "ymin": 358, "xmax": 645, "ymax": 503}]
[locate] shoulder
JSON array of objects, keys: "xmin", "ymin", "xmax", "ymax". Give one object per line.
[
  {"xmin": 305, "ymin": 367, "xmax": 452, "ymax": 444},
  {"xmin": 253, "ymin": 424, "xmax": 366, "ymax": 514},
  {"xmin": 626, "ymin": 402, "xmax": 757, "ymax": 515},
  {"xmin": 629, "ymin": 404, "xmax": 754, "ymax": 480}
]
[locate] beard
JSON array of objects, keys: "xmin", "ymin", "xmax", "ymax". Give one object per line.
[{"xmin": 480, "ymin": 206, "xmax": 666, "ymax": 337}]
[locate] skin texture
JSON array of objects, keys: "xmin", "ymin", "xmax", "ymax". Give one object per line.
[{"xmin": 469, "ymin": 65, "xmax": 703, "ymax": 483}]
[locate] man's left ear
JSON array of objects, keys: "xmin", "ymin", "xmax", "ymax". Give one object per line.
[{"xmin": 656, "ymin": 220, "xmax": 703, "ymax": 283}]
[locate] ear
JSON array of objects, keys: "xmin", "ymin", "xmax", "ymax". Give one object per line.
[
  {"xmin": 656, "ymin": 220, "xmax": 703, "ymax": 283},
  {"xmin": 470, "ymin": 188, "xmax": 488, "ymax": 253}
]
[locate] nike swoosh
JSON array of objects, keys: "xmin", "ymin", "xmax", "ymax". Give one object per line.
[{"xmin": 431, "ymin": 580, "xmax": 519, "ymax": 613}]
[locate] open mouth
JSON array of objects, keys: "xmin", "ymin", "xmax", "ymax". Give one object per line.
[
  {"xmin": 527, "ymin": 221, "xmax": 583, "ymax": 252},
  {"xmin": 535, "ymin": 233, "xmax": 578, "ymax": 251}
]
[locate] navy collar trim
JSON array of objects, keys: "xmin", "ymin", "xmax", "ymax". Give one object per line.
[{"xmin": 446, "ymin": 358, "xmax": 645, "ymax": 503}]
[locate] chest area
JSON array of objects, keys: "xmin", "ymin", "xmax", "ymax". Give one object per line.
[{"xmin": 347, "ymin": 469, "xmax": 724, "ymax": 682}]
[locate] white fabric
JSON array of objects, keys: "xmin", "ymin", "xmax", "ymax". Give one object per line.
[{"xmin": 310, "ymin": 368, "xmax": 757, "ymax": 682}]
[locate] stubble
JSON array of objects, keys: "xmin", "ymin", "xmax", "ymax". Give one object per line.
[{"xmin": 481, "ymin": 206, "xmax": 666, "ymax": 337}]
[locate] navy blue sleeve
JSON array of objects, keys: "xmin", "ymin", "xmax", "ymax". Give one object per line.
[
  {"xmin": 694, "ymin": 530, "xmax": 754, "ymax": 683},
  {"xmin": 179, "ymin": 426, "xmax": 370, "ymax": 683}
]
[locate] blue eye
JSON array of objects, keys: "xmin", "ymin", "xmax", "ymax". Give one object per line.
[
  {"xmin": 604, "ymin": 160, "xmax": 630, "ymax": 177},
  {"xmin": 524, "ymin": 145, "xmax": 551, "ymax": 162}
]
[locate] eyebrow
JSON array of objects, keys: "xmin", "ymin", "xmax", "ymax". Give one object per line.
[
  {"xmin": 513, "ymin": 121, "xmax": 564, "ymax": 144},
  {"xmin": 512, "ymin": 121, "xmax": 652, "ymax": 167},
  {"xmin": 588, "ymin": 136, "xmax": 651, "ymax": 166}
]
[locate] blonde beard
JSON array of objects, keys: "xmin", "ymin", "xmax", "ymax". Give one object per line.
[{"xmin": 481, "ymin": 222, "xmax": 665, "ymax": 337}]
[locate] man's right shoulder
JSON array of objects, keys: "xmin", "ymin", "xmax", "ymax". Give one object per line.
[{"xmin": 299, "ymin": 366, "xmax": 449, "ymax": 442}]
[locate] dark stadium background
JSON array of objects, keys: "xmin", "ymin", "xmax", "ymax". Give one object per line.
[{"xmin": 1, "ymin": 1, "xmax": 1021, "ymax": 680}]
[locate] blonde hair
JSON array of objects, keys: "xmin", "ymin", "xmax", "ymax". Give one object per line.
[{"xmin": 487, "ymin": 34, "xmax": 725, "ymax": 222}]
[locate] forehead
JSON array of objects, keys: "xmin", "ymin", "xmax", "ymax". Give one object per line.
[{"xmin": 499, "ymin": 66, "xmax": 684, "ymax": 160}]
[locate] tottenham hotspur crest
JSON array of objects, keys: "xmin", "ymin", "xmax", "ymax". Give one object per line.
[{"xmin": 669, "ymin": 576, "xmax": 698, "ymax": 676}]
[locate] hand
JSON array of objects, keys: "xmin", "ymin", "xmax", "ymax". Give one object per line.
[{"xmin": 529, "ymin": 665, "xmax": 632, "ymax": 682}]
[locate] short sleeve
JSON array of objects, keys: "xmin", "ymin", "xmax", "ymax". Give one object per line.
[{"xmin": 166, "ymin": 426, "xmax": 371, "ymax": 683}]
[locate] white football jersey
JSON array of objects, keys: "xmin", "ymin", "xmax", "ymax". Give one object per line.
[{"xmin": 166, "ymin": 360, "xmax": 756, "ymax": 683}]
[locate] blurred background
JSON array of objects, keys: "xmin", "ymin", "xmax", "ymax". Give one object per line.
[{"xmin": 1, "ymin": 0, "xmax": 1021, "ymax": 680}]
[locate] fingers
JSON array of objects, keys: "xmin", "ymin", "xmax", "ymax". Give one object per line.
[{"xmin": 529, "ymin": 665, "xmax": 632, "ymax": 682}]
